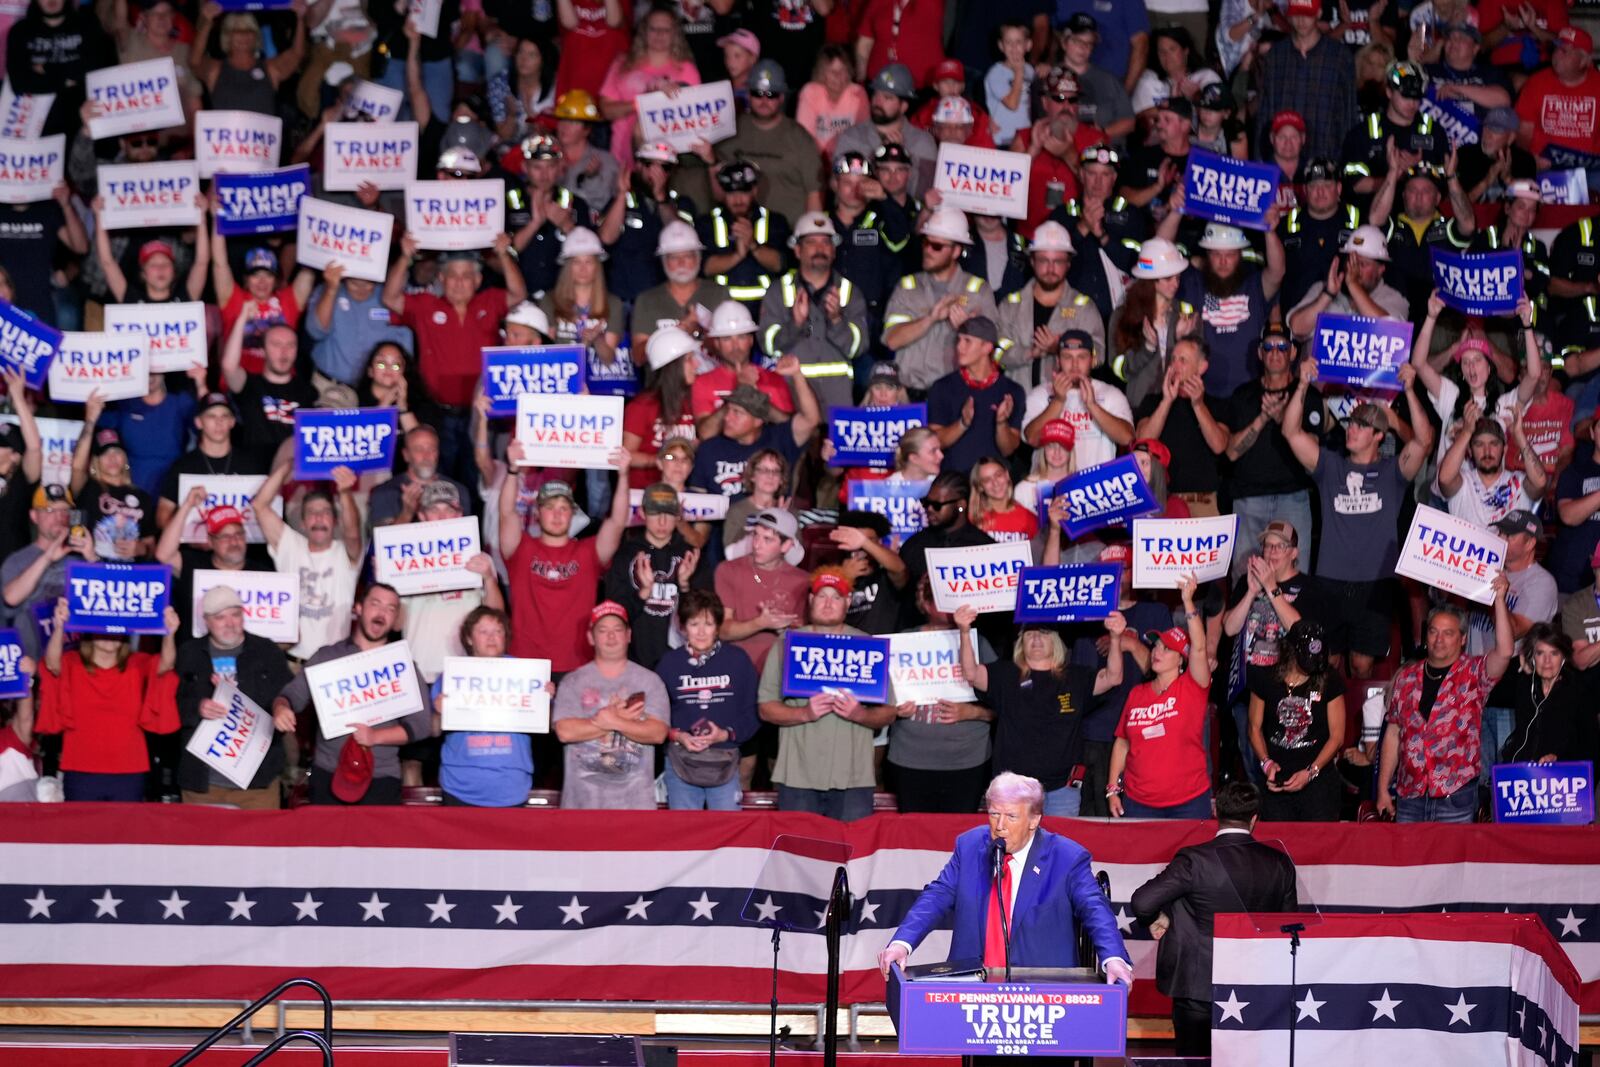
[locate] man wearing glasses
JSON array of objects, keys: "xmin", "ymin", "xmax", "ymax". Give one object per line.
[
  {"xmin": 897, "ymin": 471, "xmax": 994, "ymax": 627},
  {"xmin": 881, "ymin": 206, "xmax": 1000, "ymax": 396},
  {"xmin": 877, "ymin": 771, "xmax": 1133, "ymax": 986},
  {"xmin": 716, "ymin": 60, "xmax": 823, "ymax": 229}
]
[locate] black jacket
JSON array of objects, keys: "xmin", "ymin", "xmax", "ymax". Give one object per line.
[
  {"xmin": 1130, "ymin": 831, "xmax": 1299, "ymax": 1001},
  {"xmin": 174, "ymin": 633, "xmax": 294, "ymax": 794}
]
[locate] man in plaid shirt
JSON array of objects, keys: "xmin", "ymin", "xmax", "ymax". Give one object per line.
[
  {"xmin": 1253, "ymin": 1, "xmax": 1360, "ymax": 163},
  {"xmin": 1376, "ymin": 576, "xmax": 1515, "ymax": 823}
]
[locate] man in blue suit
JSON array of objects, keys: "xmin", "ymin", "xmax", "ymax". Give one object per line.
[{"xmin": 878, "ymin": 771, "xmax": 1134, "ymax": 987}]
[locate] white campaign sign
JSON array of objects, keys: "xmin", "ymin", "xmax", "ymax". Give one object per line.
[
  {"xmin": 1395, "ymin": 504, "xmax": 1507, "ymax": 606},
  {"xmin": 409, "ymin": 0, "xmax": 443, "ymax": 36},
  {"xmin": 514, "ymin": 393, "xmax": 623, "ymax": 470},
  {"xmin": 322, "ymin": 122, "xmax": 419, "ymax": 191},
  {"xmin": 296, "ymin": 198, "xmax": 393, "ymax": 282},
  {"xmin": 439, "ymin": 656, "xmax": 551, "ymax": 733},
  {"xmin": 194, "ymin": 110, "xmax": 284, "ymax": 178},
  {"xmin": 887, "ymin": 629, "xmax": 977, "ymax": 707},
  {"xmin": 176, "ymin": 474, "xmax": 278, "ymax": 544},
  {"xmin": 47, "ymin": 332, "xmax": 148, "ymax": 403},
  {"xmin": 190, "ymin": 569, "xmax": 300, "ymax": 643},
  {"xmin": 626, "ymin": 489, "xmax": 729, "ymax": 525},
  {"xmin": 307, "ymin": 639, "xmax": 425, "ymax": 740},
  {"xmin": 0, "ymin": 81, "xmax": 54, "ymax": 140},
  {"xmin": 933, "ymin": 142, "xmax": 1030, "ymax": 221},
  {"xmin": 0, "ymin": 415, "xmax": 80, "ymax": 486},
  {"xmin": 404, "ymin": 179, "xmax": 505, "ymax": 251},
  {"xmin": 185, "ymin": 681, "xmax": 275, "ymax": 788},
  {"xmin": 86, "ymin": 58, "xmax": 187, "ymax": 139},
  {"xmin": 1131, "ymin": 513, "xmax": 1239, "ymax": 588},
  {"xmin": 635, "ymin": 81, "xmax": 737, "ymax": 152},
  {"xmin": 372, "ymin": 516, "xmax": 484, "ymax": 596},
  {"xmin": 924, "ymin": 540, "xmax": 1034, "ymax": 614},
  {"xmin": 97, "ymin": 160, "xmax": 202, "ymax": 230},
  {"xmin": 348, "ymin": 79, "xmax": 403, "ymax": 123},
  {"xmin": 0, "ymin": 134, "xmax": 64, "ymax": 204},
  {"xmin": 103, "ymin": 301, "xmax": 206, "ymax": 372}
]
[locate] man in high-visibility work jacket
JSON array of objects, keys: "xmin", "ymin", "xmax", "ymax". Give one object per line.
[
  {"xmin": 880, "ymin": 205, "xmax": 1001, "ymax": 397},
  {"xmin": 756, "ymin": 213, "xmax": 869, "ymax": 411},
  {"xmin": 698, "ymin": 159, "xmax": 791, "ymax": 313}
]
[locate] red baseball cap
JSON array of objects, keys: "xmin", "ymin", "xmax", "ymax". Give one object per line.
[
  {"xmin": 138, "ymin": 240, "xmax": 175, "ymax": 266},
  {"xmin": 1132, "ymin": 438, "xmax": 1171, "ymax": 471},
  {"xmin": 1144, "ymin": 626, "xmax": 1191, "ymax": 658},
  {"xmin": 1271, "ymin": 109, "xmax": 1306, "ymax": 135},
  {"xmin": 331, "ymin": 735, "xmax": 373, "ymax": 803},
  {"xmin": 932, "ymin": 58, "xmax": 965, "ymax": 83},
  {"xmin": 1285, "ymin": 1, "xmax": 1318, "ymax": 16},
  {"xmin": 1099, "ymin": 543, "xmax": 1131, "ymax": 563},
  {"xmin": 590, "ymin": 600, "xmax": 630, "ymax": 627},
  {"xmin": 1557, "ymin": 26, "xmax": 1594, "ymax": 53},
  {"xmin": 204, "ymin": 505, "xmax": 245, "ymax": 536},
  {"xmin": 811, "ymin": 570, "xmax": 853, "ymax": 596},
  {"xmin": 1041, "ymin": 418, "xmax": 1076, "ymax": 449}
]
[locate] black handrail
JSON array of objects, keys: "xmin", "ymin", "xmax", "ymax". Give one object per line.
[
  {"xmin": 241, "ymin": 1031, "xmax": 335, "ymax": 1066},
  {"xmin": 169, "ymin": 978, "xmax": 333, "ymax": 1067}
]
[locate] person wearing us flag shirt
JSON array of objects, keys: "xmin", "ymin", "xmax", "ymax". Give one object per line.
[{"xmin": 877, "ymin": 771, "xmax": 1133, "ymax": 988}]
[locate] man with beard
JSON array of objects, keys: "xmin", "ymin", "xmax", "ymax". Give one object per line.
[
  {"xmin": 692, "ymin": 378, "xmax": 820, "ymax": 498},
  {"xmin": 996, "ymin": 222, "xmax": 1105, "ymax": 393},
  {"xmin": 273, "ymin": 584, "xmax": 434, "ymax": 806},
  {"xmin": 604, "ymin": 483, "xmax": 700, "ymax": 670},
  {"xmin": 220, "ymin": 317, "xmax": 320, "ymax": 465},
  {"xmin": 898, "ymin": 471, "xmax": 994, "ymax": 625},
  {"xmin": 1277, "ymin": 157, "xmax": 1363, "ymax": 317},
  {"xmin": 1172, "ymin": 222, "xmax": 1286, "ymax": 399},
  {"xmin": 156, "ymin": 494, "xmax": 276, "ymax": 639},
  {"xmin": 881, "ymin": 206, "xmax": 1000, "ymax": 396},
  {"xmin": 717, "ymin": 60, "xmax": 822, "ymax": 228},
  {"xmin": 1439, "ymin": 407, "xmax": 1548, "ymax": 527},
  {"xmin": 368, "ymin": 425, "xmax": 473, "ymax": 528},
  {"xmin": 1286, "ymin": 224, "xmax": 1409, "ymax": 339},
  {"xmin": 1368, "ymin": 160, "xmax": 1476, "ymax": 320},
  {"xmin": 833, "ymin": 65, "xmax": 938, "ymax": 197},
  {"xmin": 599, "ymin": 141, "xmax": 699, "ymax": 306},
  {"xmin": 1119, "ymin": 97, "xmax": 1192, "ymax": 229},
  {"xmin": 630, "ymin": 222, "xmax": 731, "ymax": 352},
  {"xmin": 508, "ymin": 134, "xmax": 595, "ymax": 297},
  {"xmin": 759, "ymin": 213, "xmax": 870, "ymax": 411},
  {"xmin": 5, "ymin": 0, "xmax": 114, "ymax": 135},
  {"xmin": 253, "ymin": 457, "xmax": 365, "ymax": 663},
  {"xmin": 699, "ymin": 160, "xmax": 790, "ymax": 312},
  {"xmin": 864, "ymin": 143, "xmax": 923, "ymax": 278},
  {"xmin": 1054, "ymin": 145, "xmax": 1146, "ymax": 325},
  {"xmin": 693, "ymin": 301, "xmax": 796, "ymax": 418},
  {"xmin": 829, "ymin": 153, "xmax": 902, "ymax": 360}
]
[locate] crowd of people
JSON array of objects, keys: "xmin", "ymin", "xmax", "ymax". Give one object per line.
[{"xmin": 1, "ymin": 0, "xmax": 1598, "ymax": 824}]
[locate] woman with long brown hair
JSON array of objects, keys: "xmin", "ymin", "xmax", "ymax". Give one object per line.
[
  {"xmin": 1109, "ymin": 238, "xmax": 1197, "ymax": 410},
  {"xmin": 597, "ymin": 6, "xmax": 700, "ymax": 167},
  {"xmin": 623, "ymin": 326, "xmax": 700, "ymax": 490},
  {"xmin": 539, "ymin": 228, "xmax": 624, "ymax": 366}
]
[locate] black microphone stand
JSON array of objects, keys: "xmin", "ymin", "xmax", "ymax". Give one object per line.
[
  {"xmin": 1281, "ymin": 921, "xmax": 1305, "ymax": 1067},
  {"xmin": 992, "ymin": 839, "xmax": 1012, "ymax": 983},
  {"xmin": 822, "ymin": 866, "xmax": 849, "ymax": 1067}
]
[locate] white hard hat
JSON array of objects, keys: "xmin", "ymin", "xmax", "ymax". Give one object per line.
[
  {"xmin": 558, "ymin": 226, "xmax": 607, "ymax": 261},
  {"xmin": 1340, "ymin": 223, "xmax": 1391, "ymax": 262},
  {"xmin": 1029, "ymin": 220, "xmax": 1074, "ymax": 254},
  {"xmin": 921, "ymin": 205, "xmax": 972, "ymax": 245},
  {"xmin": 1198, "ymin": 222, "xmax": 1250, "ymax": 251},
  {"xmin": 646, "ymin": 325, "xmax": 699, "ymax": 370},
  {"xmin": 656, "ymin": 220, "xmax": 704, "ymax": 256},
  {"xmin": 1130, "ymin": 237, "xmax": 1187, "ymax": 280},
  {"xmin": 436, "ymin": 146, "xmax": 483, "ymax": 175},
  {"xmin": 505, "ymin": 301, "xmax": 550, "ymax": 336},
  {"xmin": 789, "ymin": 211, "xmax": 840, "ymax": 247},
  {"xmin": 932, "ymin": 96, "xmax": 974, "ymax": 125},
  {"xmin": 636, "ymin": 141, "xmax": 678, "ymax": 163},
  {"xmin": 1506, "ymin": 179, "xmax": 1543, "ymax": 203},
  {"xmin": 707, "ymin": 300, "xmax": 759, "ymax": 338}
]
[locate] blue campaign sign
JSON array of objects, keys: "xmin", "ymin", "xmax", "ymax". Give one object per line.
[
  {"xmin": 586, "ymin": 347, "xmax": 639, "ymax": 397},
  {"xmin": 1432, "ymin": 247, "xmax": 1523, "ymax": 316},
  {"xmin": 1541, "ymin": 144, "xmax": 1600, "ymax": 174},
  {"xmin": 1050, "ymin": 454, "xmax": 1160, "ymax": 538},
  {"xmin": 0, "ymin": 628, "xmax": 26, "ymax": 698},
  {"xmin": 293, "ymin": 408, "xmax": 398, "ymax": 479},
  {"xmin": 483, "ymin": 345, "xmax": 586, "ymax": 417},
  {"xmin": 32, "ymin": 600, "xmax": 75, "ymax": 653},
  {"xmin": 1013, "ymin": 563, "xmax": 1122, "ymax": 623},
  {"xmin": 828, "ymin": 404, "xmax": 927, "ymax": 468},
  {"xmin": 889, "ymin": 967, "xmax": 1127, "ymax": 1057},
  {"xmin": 847, "ymin": 479, "xmax": 930, "ymax": 542},
  {"xmin": 1537, "ymin": 168, "xmax": 1589, "ymax": 206},
  {"xmin": 1183, "ymin": 150, "xmax": 1279, "ymax": 231},
  {"xmin": 780, "ymin": 630, "xmax": 890, "ymax": 703},
  {"xmin": 1420, "ymin": 86, "xmax": 1480, "ymax": 147},
  {"xmin": 64, "ymin": 561, "xmax": 171, "ymax": 635},
  {"xmin": 1492, "ymin": 761, "xmax": 1594, "ymax": 825},
  {"xmin": 0, "ymin": 298, "xmax": 60, "ymax": 389},
  {"xmin": 215, "ymin": 165, "xmax": 309, "ymax": 235},
  {"xmin": 1311, "ymin": 313, "xmax": 1413, "ymax": 393}
]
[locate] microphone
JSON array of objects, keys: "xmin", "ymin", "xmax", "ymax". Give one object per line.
[
  {"xmin": 990, "ymin": 834, "xmax": 1007, "ymax": 879},
  {"xmin": 990, "ymin": 835, "xmax": 1012, "ymax": 982}
]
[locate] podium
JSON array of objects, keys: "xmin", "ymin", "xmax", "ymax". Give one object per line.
[{"xmin": 887, "ymin": 963, "xmax": 1128, "ymax": 1059}]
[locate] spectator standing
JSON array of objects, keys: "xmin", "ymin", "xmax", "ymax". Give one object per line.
[
  {"xmin": 0, "ymin": 180, "xmax": 86, "ymax": 327},
  {"xmin": 67, "ymin": 425, "xmax": 154, "ymax": 562},
  {"xmin": 927, "ymin": 317, "xmax": 1026, "ymax": 474},
  {"xmin": 368, "ymin": 426, "xmax": 474, "ymax": 529},
  {"xmin": 190, "ymin": 7, "xmax": 305, "ymax": 115},
  {"xmin": 604, "ymin": 482, "xmax": 699, "ymax": 669},
  {"xmin": 2, "ymin": 485, "xmax": 94, "ymax": 659},
  {"xmin": 693, "ymin": 378, "xmax": 819, "ymax": 499},
  {"xmin": 1170, "ymin": 222, "xmax": 1286, "ymax": 400},
  {"xmin": 555, "ymin": 0, "xmax": 628, "ymax": 98},
  {"xmin": 624, "ymin": 327, "xmax": 701, "ymax": 490},
  {"xmin": 1052, "ymin": 0, "xmax": 1148, "ymax": 93},
  {"xmin": 155, "ymin": 492, "xmax": 275, "ymax": 640},
  {"xmin": 397, "ymin": 482, "xmax": 505, "ymax": 684},
  {"xmin": 156, "ymin": 393, "xmax": 268, "ymax": 530},
  {"xmin": 998, "ymin": 222, "xmax": 1107, "ymax": 395},
  {"xmin": 1223, "ymin": 325, "xmax": 1317, "ymax": 552},
  {"xmin": 1246, "ymin": 621, "xmax": 1346, "ymax": 821},
  {"xmin": 656, "ymin": 589, "xmax": 760, "ymax": 810},
  {"xmin": 833, "ymin": 66, "xmax": 938, "ymax": 194},
  {"xmin": 220, "ymin": 317, "xmax": 321, "ymax": 465},
  {"xmin": 1551, "ymin": 419, "xmax": 1600, "ymax": 593},
  {"xmin": 0, "ymin": 376, "xmax": 43, "ymax": 565},
  {"xmin": 1514, "ymin": 28, "xmax": 1600, "ymax": 160},
  {"xmin": 434, "ymin": 607, "xmax": 534, "ymax": 807},
  {"xmin": 1501, "ymin": 625, "xmax": 1600, "ymax": 766},
  {"xmin": 1020, "ymin": 331, "xmax": 1132, "ymax": 464},
  {"xmin": 1253, "ymin": 0, "xmax": 1359, "ymax": 162},
  {"xmin": 693, "ymin": 301, "xmax": 797, "ymax": 418},
  {"xmin": 1131, "ymin": 338, "xmax": 1229, "ymax": 516},
  {"xmin": 305, "ymin": 264, "xmax": 415, "ymax": 388},
  {"xmin": 757, "ymin": 214, "xmax": 867, "ymax": 411},
  {"xmin": 509, "ymin": 135, "xmax": 596, "ymax": 298},
  {"xmin": 796, "ymin": 45, "xmax": 869, "ymax": 155},
  {"xmin": 596, "ymin": 7, "xmax": 700, "ymax": 166},
  {"xmin": 719, "ymin": 62, "xmax": 824, "ymax": 228},
  {"xmin": 252, "ymin": 459, "xmax": 365, "ymax": 662},
  {"xmin": 1055, "ymin": 17, "xmax": 1137, "ymax": 145},
  {"xmin": 629, "ymin": 222, "xmax": 730, "ymax": 349},
  {"xmin": 882, "ymin": 207, "xmax": 1001, "ymax": 395},
  {"xmin": 1439, "ymin": 410, "xmax": 1547, "ymax": 528},
  {"xmin": 5, "ymin": 0, "xmax": 115, "ymax": 136},
  {"xmin": 715, "ymin": 508, "xmax": 809, "ymax": 674},
  {"xmin": 1285, "ymin": 224, "xmax": 1409, "ymax": 339}
]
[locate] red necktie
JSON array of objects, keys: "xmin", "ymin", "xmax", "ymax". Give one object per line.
[{"xmin": 984, "ymin": 853, "xmax": 1013, "ymax": 969}]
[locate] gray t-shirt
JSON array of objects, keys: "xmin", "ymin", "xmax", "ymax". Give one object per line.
[
  {"xmin": 0, "ymin": 543, "xmax": 69, "ymax": 658},
  {"xmin": 551, "ymin": 659, "xmax": 669, "ymax": 809},
  {"xmin": 1311, "ymin": 449, "xmax": 1410, "ymax": 582},
  {"xmin": 886, "ymin": 628, "xmax": 997, "ymax": 772},
  {"xmin": 1468, "ymin": 562, "xmax": 1557, "ymax": 656}
]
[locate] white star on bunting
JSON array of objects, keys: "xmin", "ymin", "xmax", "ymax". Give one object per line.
[
  {"xmin": 1215, "ymin": 990, "xmax": 1249, "ymax": 1025},
  {"xmin": 858, "ymin": 900, "xmax": 880, "ymax": 924},
  {"xmin": 24, "ymin": 890, "xmax": 54, "ymax": 918},
  {"xmin": 91, "ymin": 890, "xmax": 123, "ymax": 918},
  {"xmin": 751, "ymin": 895, "xmax": 782, "ymax": 923},
  {"xmin": 493, "ymin": 895, "xmax": 523, "ymax": 925},
  {"xmin": 1445, "ymin": 992, "xmax": 1477, "ymax": 1026},
  {"xmin": 226, "ymin": 892, "xmax": 256, "ymax": 921},
  {"xmin": 157, "ymin": 891, "xmax": 190, "ymax": 920},
  {"xmin": 359, "ymin": 893, "xmax": 390, "ymax": 922},
  {"xmin": 1294, "ymin": 990, "xmax": 1325, "ymax": 1023},
  {"xmin": 558, "ymin": 896, "xmax": 589, "ymax": 925},
  {"xmin": 292, "ymin": 893, "xmax": 323, "ymax": 921},
  {"xmin": 1556, "ymin": 908, "xmax": 1586, "ymax": 938},
  {"xmin": 425, "ymin": 894, "xmax": 456, "ymax": 923},
  {"xmin": 624, "ymin": 896, "xmax": 653, "ymax": 920},
  {"xmin": 1369, "ymin": 988, "xmax": 1402, "ymax": 1022},
  {"xmin": 688, "ymin": 891, "xmax": 719, "ymax": 920},
  {"xmin": 1114, "ymin": 906, "xmax": 1134, "ymax": 934}
]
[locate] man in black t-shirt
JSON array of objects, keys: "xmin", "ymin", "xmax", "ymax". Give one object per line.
[
  {"xmin": 0, "ymin": 376, "xmax": 43, "ymax": 565},
  {"xmin": 1224, "ymin": 325, "xmax": 1321, "ymax": 558},
  {"xmin": 691, "ymin": 373, "xmax": 819, "ymax": 497},
  {"xmin": 221, "ymin": 314, "xmax": 319, "ymax": 465},
  {"xmin": 1132, "ymin": 338, "xmax": 1229, "ymax": 512},
  {"xmin": 0, "ymin": 190, "xmax": 87, "ymax": 326},
  {"xmin": 926, "ymin": 317, "xmax": 1026, "ymax": 475},
  {"xmin": 157, "ymin": 392, "xmax": 269, "ymax": 529}
]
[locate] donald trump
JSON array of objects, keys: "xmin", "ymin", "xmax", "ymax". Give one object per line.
[{"xmin": 878, "ymin": 772, "xmax": 1133, "ymax": 987}]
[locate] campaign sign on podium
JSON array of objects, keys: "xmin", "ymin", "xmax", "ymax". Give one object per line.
[{"xmin": 887, "ymin": 964, "xmax": 1127, "ymax": 1057}]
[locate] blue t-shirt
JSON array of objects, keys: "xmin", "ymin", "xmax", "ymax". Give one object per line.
[
  {"xmin": 1052, "ymin": 0, "xmax": 1148, "ymax": 81},
  {"xmin": 655, "ymin": 642, "xmax": 760, "ymax": 746},
  {"xmin": 691, "ymin": 424, "xmax": 802, "ymax": 498},
  {"xmin": 432, "ymin": 673, "xmax": 535, "ymax": 807},
  {"xmin": 103, "ymin": 388, "xmax": 197, "ymax": 498},
  {"xmin": 927, "ymin": 369, "xmax": 1026, "ymax": 476}
]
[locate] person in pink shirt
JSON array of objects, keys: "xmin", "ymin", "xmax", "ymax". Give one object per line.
[
  {"xmin": 796, "ymin": 44, "xmax": 868, "ymax": 156},
  {"xmin": 598, "ymin": 7, "xmax": 701, "ymax": 167}
]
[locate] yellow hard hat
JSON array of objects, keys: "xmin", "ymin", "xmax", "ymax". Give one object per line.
[{"xmin": 555, "ymin": 89, "xmax": 600, "ymax": 122}]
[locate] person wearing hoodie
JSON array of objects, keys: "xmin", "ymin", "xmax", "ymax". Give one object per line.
[{"xmin": 5, "ymin": 0, "xmax": 115, "ymax": 135}]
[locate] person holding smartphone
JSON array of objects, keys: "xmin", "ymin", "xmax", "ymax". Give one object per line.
[{"xmin": 1, "ymin": 485, "xmax": 97, "ymax": 660}]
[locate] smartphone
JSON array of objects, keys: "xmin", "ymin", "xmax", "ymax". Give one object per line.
[
  {"xmin": 626, "ymin": 691, "xmax": 647, "ymax": 709},
  {"xmin": 68, "ymin": 510, "xmax": 86, "ymax": 542}
]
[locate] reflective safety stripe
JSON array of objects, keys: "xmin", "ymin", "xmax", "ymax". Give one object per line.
[
  {"xmin": 1006, "ymin": 290, "xmax": 1022, "ymax": 304},
  {"xmin": 996, "ymin": 337, "xmax": 1015, "ymax": 354},
  {"xmin": 1367, "ymin": 114, "xmax": 1383, "ymax": 139},
  {"xmin": 882, "ymin": 232, "xmax": 909, "ymax": 252},
  {"xmin": 839, "ymin": 278, "xmax": 854, "ymax": 305},
  {"xmin": 964, "ymin": 276, "xmax": 984, "ymax": 294},
  {"xmin": 713, "ymin": 215, "xmax": 729, "ymax": 247},
  {"xmin": 845, "ymin": 322, "xmax": 863, "ymax": 358},
  {"xmin": 727, "ymin": 281, "xmax": 771, "ymax": 299},
  {"xmin": 1110, "ymin": 353, "xmax": 1127, "ymax": 380},
  {"xmin": 900, "ymin": 275, "xmax": 918, "ymax": 289},
  {"xmin": 556, "ymin": 188, "xmax": 572, "ymax": 207},
  {"xmin": 1287, "ymin": 208, "xmax": 1303, "ymax": 233},
  {"xmin": 862, "ymin": 211, "xmax": 878, "ymax": 227},
  {"xmin": 1582, "ymin": 218, "xmax": 1595, "ymax": 246},
  {"xmin": 883, "ymin": 313, "xmax": 913, "ymax": 327},
  {"xmin": 755, "ymin": 211, "xmax": 770, "ymax": 245},
  {"xmin": 1345, "ymin": 162, "xmax": 1372, "ymax": 177},
  {"xmin": 762, "ymin": 323, "xmax": 783, "ymax": 353},
  {"xmin": 780, "ymin": 272, "xmax": 798, "ymax": 306},
  {"xmin": 1120, "ymin": 238, "xmax": 1143, "ymax": 252},
  {"xmin": 1345, "ymin": 205, "xmax": 1361, "ymax": 227},
  {"xmin": 801, "ymin": 362, "xmax": 853, "ymax": 378}
]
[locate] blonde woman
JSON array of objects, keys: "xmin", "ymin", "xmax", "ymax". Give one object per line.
[
  {"xmin": 191, "ymin": 3, "xmax": 306, "ymax": 115},
  {"xmin": 1015, "ymin": 417, "xmax": 1075, "ymax": 514},
  {"xmin": 970, "ymin": 456, "xmax": 1036, "ymax": 544},
  {"xmin": 597, "ymin": 7, "xmax": 700, "ymax": 167}
]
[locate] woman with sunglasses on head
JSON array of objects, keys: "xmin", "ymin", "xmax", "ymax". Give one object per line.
[
  {"xmin": 359, "ymin": 341, "xmax": 436, "ymax": 438},
  {"xmin": 1247, "ymin": 620, "xmax": 1346, "ymax": 822},
  {"xmin": 191, "ymin": 6, "xmax": 306, "ymax": 116},
  {"xmin": 1501, "ymin": 624, "xmax": 1599, "ymax": 768}
]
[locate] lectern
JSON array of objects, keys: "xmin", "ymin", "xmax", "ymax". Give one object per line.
[{"xmin": 887, "ymin": 962, "xmax": 1128, "ymax": 1059}]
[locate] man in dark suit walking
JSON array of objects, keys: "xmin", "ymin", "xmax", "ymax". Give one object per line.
[{"xmin": 1130, "ymin": 781, "xmax": 1299, "ymax": 1056}]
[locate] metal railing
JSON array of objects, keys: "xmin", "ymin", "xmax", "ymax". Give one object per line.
[
  {"xmin": 241, "ymin": 1031, "xmax": 335, "ymax": 1066},
  {"xmin": 168, "ymin": 979, "xmax": 333, "ymax": 1066}
]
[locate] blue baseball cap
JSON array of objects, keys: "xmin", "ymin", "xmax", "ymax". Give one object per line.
[{"xmin": 244, "ymin": 247, "xmax": 279, "ymax": 275}]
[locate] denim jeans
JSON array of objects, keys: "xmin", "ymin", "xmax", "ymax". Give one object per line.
[
  {"xmin": 1230, "ymin": 698, "xmax": 1266, "ymax": 787},
  {"xmin": 1479, "ymin": 705, "xmax": 1515, "ymax": 788},
  {"xmin": 776, "ymin": 784, "xmax": 875, "ymax": 821},
  {"xmin": 375, "ymin": 54, "xmax": 454, "ymax": 126},
  {"xmin": 584, "ymin": 466, "xmax": 613, "ymax": 522},
  {"xmin": 1043, "ymin": 783, "xmax": 1081, "ymax": 817},
  {"xmin": 1396, "ymin": 783, "xmax": 1478, "ymax": 824},
  {"xmin": 434, "ymin": 408, "xmax": 477, "ymax": 493},
  {"xmin": 663, "ymin": 763, "xmax": 740, "ymax": 811},
  {"xmin": 1230, "ymin": 490, "xmax": 1312, "ymax": 578},
  {"xmin": 1121, "ymin": 791, "xmax": 1213, "ymax": 819}
]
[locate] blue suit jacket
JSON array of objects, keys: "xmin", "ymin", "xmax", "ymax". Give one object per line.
[{"xmin": 892, "ymin": 825, "xmax": 1129, "ymax": 968}]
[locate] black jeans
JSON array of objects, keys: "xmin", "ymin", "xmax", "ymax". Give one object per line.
[
  {"xmin": 1260, "ymin": 766, "xmax": 1342, "ymax": 821},
  {"xmin": 890, "ymin": 761, "xmax": 989, "ymax": 813},
  {"xmin": 1172, "ymin": 996, "xmax": 1212, "ymax": 1056}
]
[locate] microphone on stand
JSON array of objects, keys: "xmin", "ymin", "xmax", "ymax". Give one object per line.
[{"xmin": 991, "ymin": 835, "xmax": 1012, "ymax": 982}]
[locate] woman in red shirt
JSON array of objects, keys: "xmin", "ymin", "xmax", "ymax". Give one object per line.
[
  {"xmin": 623, "ymin": 326, "xmax": 700, "ymax": 490},
  {"xmin": 970, "ymin": 455, "xmax": 1037, "ymax": 543},
  {"xmin": 35, "ymin": 598, "xmax": 180, "ymax": 802},
  {"xmin": 1108, "ymin": 574, "xmax": 1212, "ymax": 819}
]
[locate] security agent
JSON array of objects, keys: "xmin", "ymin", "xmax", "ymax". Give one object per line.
[{"xmin": 697, "ymin": 159, "xmax": 790, "ymax": 310}]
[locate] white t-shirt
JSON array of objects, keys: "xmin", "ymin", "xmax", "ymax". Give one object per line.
[
  {"xmin": 403, "ymin": 588, "xmax": 482, "ymax": 683},
  {"xmin": 1444, "ymin": 465, "xmax": 1534, "ymax": 528},
  {"xmin": 1130, "ymin": 68, "xmax": 1220, "ymax": 114},
  {"xmin": 1022, "ymin": 379, "xmax": 1133, "ymax": 471},
  {"xmin": 268, "ymin": 525, "xmax": 361, "ymax": 661},
  {"xmin": 1430, "ymin": 377, "xmax": 1521, "ymax": 467}
]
